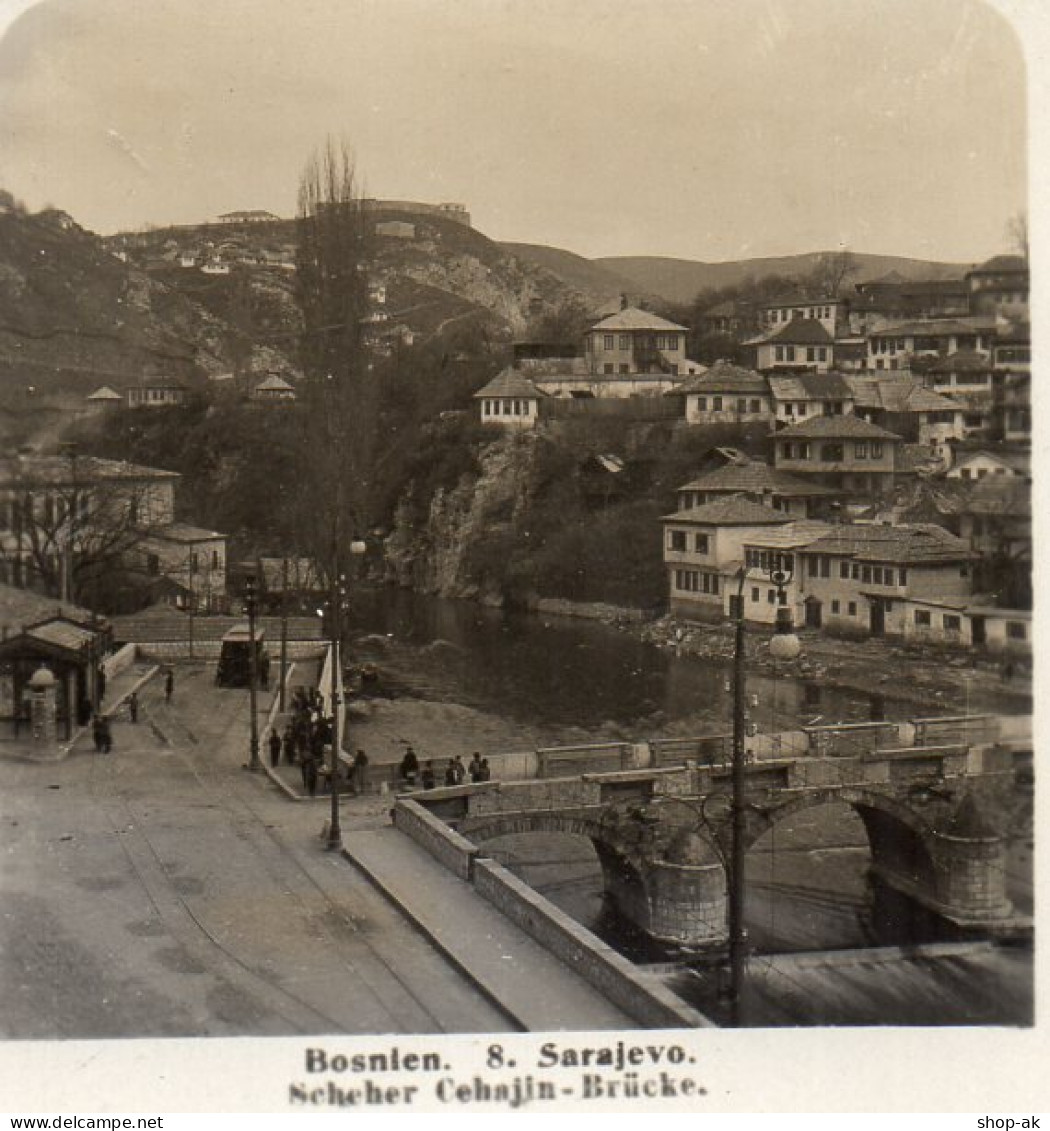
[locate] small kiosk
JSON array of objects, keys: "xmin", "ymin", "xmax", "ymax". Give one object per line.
[{"xmin": 216, "ymin": 624, "xmax": 266, "ymax": 687}]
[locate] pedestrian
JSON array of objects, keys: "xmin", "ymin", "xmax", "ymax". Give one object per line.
[
  {"xmin": 478, "ymin": 758, "xmax": 492, "ymax": 782},
  {"xmin": 300, "ymin": 753, "xmax": 311, "ymax": 792},
  {"xmin": 92, "ymin": 713, "xmax": 104, "ymax": 753},
  {"xmin": 399, "ymin": 746, "xmax": 420, "ymax": 787},
  {"xmin": 352, "ymin": 749, "xmax": 369, "ymax": 794},
  {"xmin": 259, "ymin": 652, "xmax": 271, "ymax": 690},
  {"xmin": 444, "ymin": 759, "xmax": 457, "ymax": 787},
  {"xmin": 305, "ymin": 755, "xmax": 319, "ymax": 798},
  {"xmin": 452, "ymin": 754, "xmax": 466, "ymax": 785},
  {"xmin": 282, "ymin": 724, "xmax": 297, "ymax": 765},
  {"xmin": 268, "ymin": 729, "xmax": 281, "ymax": 768},
  {"xmin": 421, "ymin": 760, "xmax": 436, "ymax": 790},
  {"xmin": 164, "ymin": 669, "xmax": 174, "ymax": 704},
  {"xmin": 99, "ymin": 715, "xmax": 113, "ymax": 754},
  {"xmin": 468, "ymin": 752, "xmax": 484, "ymax": 783},
  {"xmin": 128, "ymin": 691, "xmax": 139, "ymax": 723},
  {"xmin": 96, "ymin": 665, "xmax": 107, "ymax": 706}
]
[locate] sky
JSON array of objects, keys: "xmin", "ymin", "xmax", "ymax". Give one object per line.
[{"xmin": 0, "ymin": 0, "xmax": 1037, "ymax": 263}]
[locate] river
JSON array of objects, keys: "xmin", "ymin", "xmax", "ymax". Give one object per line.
[{"xmin": 346, "ymin": 587, "xmax": 1032, "ymax": 1024}]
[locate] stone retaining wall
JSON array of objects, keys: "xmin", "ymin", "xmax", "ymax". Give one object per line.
[
  {"xmin": 472, "ymin": 857, "xmax": 712, "ymax": 1029},
  {"xmin": 393, "ymin": 799, "xmax": 478, "ymax": 881},
  {"xmin": 102, "ymin": 643, "xmax": 138, "ymax": 680},
  {"xmin": 136, "ymin": 640, "xmax": 326, "ymax": 663}
]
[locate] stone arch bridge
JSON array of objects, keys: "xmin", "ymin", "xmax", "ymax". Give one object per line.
[{"xmin": 404, "ymin": 730, "xmax": 1032, "ymax": 949}]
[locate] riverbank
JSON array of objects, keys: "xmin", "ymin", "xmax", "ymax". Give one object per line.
[{"xmin": 515, "ymin": 594, "xmax": 1030, "ymax": 717}]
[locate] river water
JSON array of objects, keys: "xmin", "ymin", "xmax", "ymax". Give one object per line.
[{"xmin": 347, "ymin": 587, "xmax": 1032, "ymax": 1023}]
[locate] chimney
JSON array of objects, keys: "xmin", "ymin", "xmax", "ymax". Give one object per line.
[{"xmin": 620, "ymin": 293, "xmax": 629, "ymax": 311}]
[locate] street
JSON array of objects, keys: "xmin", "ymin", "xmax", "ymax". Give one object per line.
[{"xmin": 0, "ymin": 664, "xmax": 511, "ymax": 1038}]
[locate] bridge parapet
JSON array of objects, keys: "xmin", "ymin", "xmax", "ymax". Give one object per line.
[
  {"xmin": 802, "ymin": 720, "xmax": 904, "ymax": 758},
  {"xmin": 912, "ymin": 714, "xmax": 999, "ymax": 748}
]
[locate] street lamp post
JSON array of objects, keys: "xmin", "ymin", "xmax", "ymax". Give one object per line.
[
  {"xmin": 245, "ymin": 574, "xmax": 261, "ymax": 771},
  {"xmin": 727, "ymin": 557, "xmax": 801, "ymax": 1027},
  {"xmin": 325, "ymin": 539, "xmax": 367, "ymax": 853}
]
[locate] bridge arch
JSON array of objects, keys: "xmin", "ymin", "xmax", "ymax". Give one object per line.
[{"xmin": 458, "ymin": 812, "xmax": 655, "ymax": 938}]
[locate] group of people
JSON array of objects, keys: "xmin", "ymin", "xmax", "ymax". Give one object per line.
[
  {"xmin": 272, "ymin": 686, "xmax": 369, "ymax": 798},
  {"xmin": 398, "ymin": 747, "xmax": 492, "ymax": 790}
]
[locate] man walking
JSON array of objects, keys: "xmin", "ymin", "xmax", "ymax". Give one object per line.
[
  {"xmin": 164, "ymin": 669, "xmax": 174, "ymax": 704},
  {"xmin": 268, "ymin": 728, "xmax": 281, "ymax": 768},
  {"xmin": 128, "ymin": 691, "xmax": 139, "ymax": 723}
]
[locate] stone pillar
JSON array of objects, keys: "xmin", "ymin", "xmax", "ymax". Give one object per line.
[
  {"xmin": 28, "ymin": 665, "xmax": 58, "ymax": 744},
  {"xmin": 929, "ymin": 797, "xmax": 1014, "ymax": 922},
  {"xmin": 646, "ymin": 859, "xmax": 728, "ymax": 947}
]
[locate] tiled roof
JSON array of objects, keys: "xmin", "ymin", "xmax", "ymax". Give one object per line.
[
  {"xmin": 86, "ymin": 385, "xmax": 122, "ymax": 401},
  {"xmin": 590, "ymin": 307, "xmax": 687, "ymax": 333},
  {"xmin": 762, "ymin": 319, "xmax": 834, "ymax": 346},
  {"xmin": 954, "ymin": 448, "xmax": 1030, "ymax": 475},
  {"xmin": 678, "ymin": 460, "xmax": 836, "ymax": 497},
  {"xmin": 846, "ymin": 376, "xmax": 961, "ymax": 413},
  {"xmin": 254, "ymin": 375, "xmax": 295, "ymax": 391},
  {"xmin": 741, "ymin": 520, "xmax": 833, "ymax": 549},
  {"xmin": 0, "ymin": 455, "xmax": 179, "ymax": 488},
  {"xmin": 27, "ymin": 619, "xmax": 97, "ymax": 652},
  {"xmin": 869, "ymin": 317, "xmax": 994, "ymax": 338},
  {"xmin": 768, "ymin": 372, "xmax": 853, "ymax": 401},
  {"xmin": 663, "ymin": 494, "xmax": 793, "ymax": 527},
  {"xmin": 803, "ymin": 522, "xmax": 971, "ymax": 563},
  {"xmin": 776, "ymin": 414, "xmax": 901, "ymax": 441},
  {"xmin": 674, "ymin": 361, "xmax": 768, "ymax": 394},
  {"xmin": 0, "ymin": 584, "xmax": 99, "ymax": 635},
  {"xmin": 145, "ymin": 522, "xmax": 226, "ymax": 544},
  {"xmin": 474, "ymin": 367, "xmax": 546, "ymax": 399},
  {"xmin": 760, "ymin": 293, "xmax": 836, "ymax": 308}
]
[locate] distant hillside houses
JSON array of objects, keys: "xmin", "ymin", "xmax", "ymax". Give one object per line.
[
  {"xmin": 217, "ymin": 210, "xmax": 281, "ymax": 224},
  {"xmin": 362, "ymin": 199, "xmax": 470, "ymax": 227}
]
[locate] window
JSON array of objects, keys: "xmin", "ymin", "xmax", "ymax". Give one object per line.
[
  {"xmin": 750, "ymin": 399, "xmax": 761, "ymax": 413},
  {"xmin": 821, "ymin": 443, "xmax": 844, "ymax": 461},
  {"xmin": 871, "ymin": 442, "xmax": 883, "ymax": 459},
  {"xmin": 786, "ymin": 347, "xmax": 796, "ymax": 362},
  {"xmin": 619, "ymin": 334, "xmax": 630, "ymax": 350},
  {"xmin": 697, "ymin": 396, "xmax": 707, "ymax": 411},
  {"xmin": 807, "ymin": 348, "xmax": 816, "ymax": 362},
  {"xmin": 782, "ymin": 443, "xmax": 794, "ymax": 460},
  {"xmin": 799, "ymin": 443, "xmax": 811, "ymax": 459},
  {"xmin": 604, "ymin": 364, "xmax": 614, "ymax": 374},
  {"xmin": 943, "ymin": 614, "xmax": 961, "ymax": 633},
  {"xmin": 694, "ymin": 533, "xmax": 709, "ymax": 553},
  {"xmin": 668, "ymin": 530, "xmax": 687, "ymax": 551},
  {"xmin": 503, "ymin": 400, "xmax": 513, "ymax": 414},
  {"xmin": 899, "ymin": 569, "xmax": 907, "ymax": 586},
  {"xmin": 848, "ymin": 602, "xmax": 857, "ymax": 616},
  {"xmin": 712, "ymin": 396, "xmax": 723, "ymax": 411},
  {"xmin": 766, "ymin": 589, "xmax": 776, "ymax": 604},
  {"xmin": 737, "ymin": 398, "xmax": 747, "ymax": 413},
  {"xmin": 1007, "ymin": 621, "xmax": 1027, "ymax": 641},
  {"xmin": 619, "ymin": 364, "xmax": 629, "ymax": 374},
  {"xmin": 147, "ymin": 553, "xmax": 160, "ymax": 576},
  {"xmin": 862, "ymin": 566, "xmax": 872, "ymax": 584},
  {"xmin": 831, "ymin": 600, "xmax": 841, "ymax": 614},
  {"xmin": 840, "ymin": 561, "xmax": 849, "ymax": 579},
  {"xmin": 189, "ymin": 551, "xmax": 199, "ymax": 573},
  {"xmin": 212, "ymin": 550, "xmax": 221, "ymax": 570},
  {"xmin": 855, "ymin": 442, "xmax": 868, "ymax": 460},
  {"xmin": 751, "ymin": 587, "xmax": 760, "ymax": 603},
  {"xmin": 604, "ymin": 335, "xmax": 615, "ymax": 349},
  {"xmin": 914, "ymin": 610, "xmax": 931, "ymax": 627},
  {"xmin": 775, "ymin": 346, "xmax": 785, "ymax": 362}
]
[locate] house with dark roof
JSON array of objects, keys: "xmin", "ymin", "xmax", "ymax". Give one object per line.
[
  {"xmin": 748, "ymin": 318, "xmax": 835, "ymax": 373},
  {"xmin": 966, "ymin": 254, "xmax": 1029, "ymax": 316},
  {"xmin": 584, "ymin": 305, "xmax": 691, "ymax": 376},
  {"xmin": 849, "ymin": 278, "xmax": 969, "ymax": 333},
  {"xmin": 758, "ymin": 294, "xmax": 843, "ymax": 337},
  {"xmin": 773, "ymin": 414, "xmax": 904, "ymax": 492},
  {"xmin": 767, "ymin": 372, "xmax": 855, "ymax": 427},
  {"xmin": 672, "ymin": 361, "xmax": 772, "ymax": 425},
  {"xmin": 474, "ymin": 368, "xmax": 546, "ymax": 429},
  {"xmin": 250, "ymin": 374, "xmax": 296, "ymax": 403},
  {"xmin": 125, "ymin": 377, "xmax": 189, "ymax": 410},
  {"xmin": 925, "ymin": 350, "xmax": 994, "ymax": 436},
  {"xmin": 662, "ymin": 495, "xmax": 790, "ymax": 620},
  {"xmin": 676, "ymin": 459, "xmax": 837, "ymax": 519},
  {"xmin": 795, "ymin": 522, "xmax": 975, "ymax": 641},
  {"xmin": 846, "ymin": 375, "xmax": 965, "ymax": 447},
  {"xmin": 865, "ymin": 318, "xmax": 995, "ymax": 373}
]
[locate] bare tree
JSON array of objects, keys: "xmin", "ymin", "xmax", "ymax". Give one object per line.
[
  {"xmin": 1, "ymin": 453, "xmax": 160, "ymax": 604},
  {"xmin": 1006, "ymin": 210, "xmax": 1029, "ymax": 264},
  {"xmin": 805, "ymin": 249, "xmax": 860, "ymax": 297},
  {"xmin": 294, "ymin": 139, "xmax": 378, "ymax": 603}
]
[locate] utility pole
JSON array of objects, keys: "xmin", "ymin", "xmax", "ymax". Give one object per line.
[
  {"xmin": 279, "ymin": 555, "xmax": 289, "ymax": 712},
  {"xmin": 728, "ymin": 569, "xmax": 748, "ymax": 1028},
  {"xmin": 245, "ymin": 574, "xmax": 261, "ymax": 771},
  {"xmin": 325, "ymin": 566, "xmax": 344, "ymax": 851}
]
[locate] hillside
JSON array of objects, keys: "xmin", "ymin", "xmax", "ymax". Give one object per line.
[
  {"xmin": 595, "ymin": 252, "xmax": 972, "ymax": 305},
  {"xmin": 0, "ymin": 205, "xmax": 236, "ymax": 402},
  {"xmin": 498, "ymin": 242, "xmax": 641, "ymax": 308}
]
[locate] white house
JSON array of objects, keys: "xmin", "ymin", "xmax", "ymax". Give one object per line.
[{"xmin": 475, "ymin": 368, "xmax": 545, "ymax": 429}]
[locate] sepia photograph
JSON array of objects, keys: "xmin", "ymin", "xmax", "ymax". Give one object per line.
[{"xmin": 0, "ymin": 0, "xmax": 1043, "ymax": 1114}]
